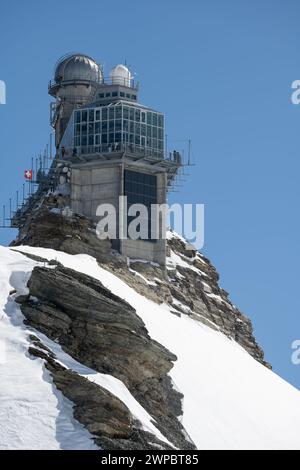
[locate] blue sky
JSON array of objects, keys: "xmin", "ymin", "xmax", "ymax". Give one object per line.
[{"xmin": 0, "ymin": 0, "xmax": 300, "ymax": 389}]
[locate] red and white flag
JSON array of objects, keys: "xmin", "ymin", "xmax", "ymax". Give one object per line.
[{"xmin": 24, "ymin": 169, "xmax": 33, "ymax": 180}]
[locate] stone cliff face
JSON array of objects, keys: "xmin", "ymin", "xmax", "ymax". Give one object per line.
[
  {"xmin": 11, "ymin": 195, "xmax": 270, "ymax": 449},
  {"xmin": 19, "ymin": 265, "xmax": 191, "ymax": 450}
]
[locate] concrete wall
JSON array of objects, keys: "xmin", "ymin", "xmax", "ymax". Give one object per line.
[
  {"xmin": 71, "ymin": 163, "xmax": 122, "ymax": 220},
  {"xmin": 70, "ymin": 160, "xmax": 167, "ymax": 265}
]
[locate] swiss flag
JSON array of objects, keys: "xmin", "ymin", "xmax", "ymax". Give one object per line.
[{"xmin": 24, "ymin": 169, "xmax": 33, "ymax": 180}]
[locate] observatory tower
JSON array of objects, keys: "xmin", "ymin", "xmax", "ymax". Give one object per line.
[
  {"xmin": 48, "ymin": 53, "xmax": 182, "ymax": 265},
  {"xmin": 49, "ymin": 53, "xmax": 103, "ymax": 147}
]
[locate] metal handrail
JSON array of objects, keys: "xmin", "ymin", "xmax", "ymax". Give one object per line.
[
  {"xmin": 59, "ymin": 142, "xmax": 180, "ymax": 163},
  {"xmin": 49, "ymin": 77, "xmax": 138, "ymax": 91}
]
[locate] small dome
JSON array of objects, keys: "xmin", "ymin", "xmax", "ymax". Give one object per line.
[
  {"xmin": 110, "ymin": 64, "xmax": 132, "ymax": 86},
  {"xmin": 54, "ymin": 53, "xmax": 102, "ymax": 84}
]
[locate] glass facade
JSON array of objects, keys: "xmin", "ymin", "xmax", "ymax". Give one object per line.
[
  {"xmin": 74, "ymin": 103, "xmax": 164, "ymax": 159},
  {"xmin": 124, "ymin": 170, "xmax": 157, "ymax": 242}
]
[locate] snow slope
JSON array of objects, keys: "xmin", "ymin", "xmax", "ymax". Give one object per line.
[
  {"xmin": 11, "ymin": 245, "xmax": 300, "ymax": 450},
  {"xmin": 0, "ymin": 248, "xmax": 98, "ymax": 450},
  {"xmin": 0, "ymin": 247, "xmax": 172, "ymax": 449}
]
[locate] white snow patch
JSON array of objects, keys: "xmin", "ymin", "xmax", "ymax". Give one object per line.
[
  {"xmin": 32, "ymin": 330, "xmax": 174, "ymax": 448},
  {"xmin": 1, "ymin": 247, "xmax": 173, "ymax": 448},
  {"xmin": 202, "ymin": 281, "xmax": 212, "ymax": 293},
  {"xmin": 129, "ymin": 269, "xmax": 157, "ymax": 286},
  {"xmin": 0, "ymin": 247, "xmax": 97, "ymax": 450},
  {"xmin": 206, "ymin": 292, "xmax": 232, "ymax": 309},
  {"xmin": 11, "ymin": 246, "xmax": 300, "ymax": 450},
  {"xmin": 171, "ymin": 297, "xmax": 192, "ymax": 314},
  {"xmin": 167, "ymin": 250, "xmax": 207, "ymax": 277}
]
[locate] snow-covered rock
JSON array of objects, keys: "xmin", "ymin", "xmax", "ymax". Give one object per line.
[{"xmin": 1, "ymin": 244, "xmax": 300, "ymax": 449}]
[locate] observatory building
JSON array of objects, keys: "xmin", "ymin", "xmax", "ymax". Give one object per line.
[{"xmin": 48, "ymin": 53, "xmax": 182, "ymax": 265}]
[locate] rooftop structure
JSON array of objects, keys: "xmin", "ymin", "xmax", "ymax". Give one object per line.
[{"xmin": 5, "ymin": 53, "xmax": 186, "ymax": 266}]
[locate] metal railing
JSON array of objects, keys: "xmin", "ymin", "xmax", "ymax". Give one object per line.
[
  {"xmin": 59, "ymin": 142, "xmax": 181, "ymax": 163},
  {"xmin": 48, "ymin": 76, "xmax": 138, "ymax": 91}
]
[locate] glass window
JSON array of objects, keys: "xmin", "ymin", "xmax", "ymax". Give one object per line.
[
  {"xmin": 120, "ymin": 92, "xmax": 125, "ymax": 97},
  {"xmin": 99, "ymin": 93, "xmax": 104, "ymax": 98},
  {"xmin": 131, "ymin": 94, "xmax": 137, "ymax": 100},
  {"xmin": 109, "ymin": 108, "xmax": 114, "ymax": 119},
  {"xmin": 135, "ymin": 109, "xmax": 140, "ymax": 121},
  {"xmin": 75, "ymin": 111, "xmax": 81, "ymax": 123},
  {"xmin": 81, "ymin": 136, "xmax": 87, "ymax": 146},
  {"xmin": 112, "ymin": 91, "xmax": 118, "ymax": 97},
  {"xmin": 106, "ymin": 92, "xmax": 111, "ymax": 97},
  {"xmin": 124, "ymin": 170, "xmax": 157, "ymax": 242},
  {"xmin": 123, "ymin": 119, "xmax": 129, "ymax": 132},
  {"xmin": 74, "ymin": 104, "xmax": 164, "ymax": 156},
  {"xmin": 123, "ymin": 107, "xmax": 129, "ymax": 119},
  {"xmin": 115, "ymin": 106, "xmax": 122, "ymax": 119},
  {"xmin": 102, "ymin": 108, "xmax": 107, "ymax": 120},
  {"xmin": 126, "ymin": 93, "xmax": 131, "ymax": 98}
]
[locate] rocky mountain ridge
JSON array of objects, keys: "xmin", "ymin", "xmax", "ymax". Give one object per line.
[
  {"xmin": 7, "ymin": 194, "xmax": 271, "ymax": 449},
  {"xmin": 11, "ymin": 194, "xmax": 269, "ymax": 368}
]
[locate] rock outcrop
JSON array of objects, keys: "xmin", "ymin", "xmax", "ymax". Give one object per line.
[
  {"xmin": 19, "ymin": 265, "xmax": 194, "ymax": 450},
  {"xmin": 11, "ymin": 194, "xmax": 271, "ymax": 449},
  {"xmin": 11, "ymin": 194, "xmax": 120, "ymax": 266},
  {"xmin": 122, "ymin": 234, "xmax": 270, "ymax": 368}
]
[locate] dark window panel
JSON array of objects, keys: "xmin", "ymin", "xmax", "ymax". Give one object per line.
[
  {"xmin": 102, "ymin": 108, "xmax": 108, "ymax": 120},
  {"xmin": 89, "ymin": 110, "xmax": 94, "ymax": 122}
]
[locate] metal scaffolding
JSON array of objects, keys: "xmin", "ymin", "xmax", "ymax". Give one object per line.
[{"xmin": 0, "ymin": 134, "xmax": 55, "ymax": 229}]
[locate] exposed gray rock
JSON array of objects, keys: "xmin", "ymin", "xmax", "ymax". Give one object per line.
[
  {"xmin": 11, "ymin": 194, "xmax": 125, "ymax": 267},
  {"xmin": 11, "ymin": 194, "xmax": 271, "ymax": 448},
  {"xmin": 29, "ymin": 346, "xmax": 173, "ymax": 450},
  {"xmin": 20, "ymin": 265, "xmax": 194, "ymax": 450},
  {"xmin": 121, "ymin": 232, "xmax": 271, "ymax": 368}
]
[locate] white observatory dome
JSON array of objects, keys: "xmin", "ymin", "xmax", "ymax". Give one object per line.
[
  {"xmin": 54, "ymin": 53, "xmax": 102, "ymax": 84},
  {"xmin": 110, "ymin": 64, "xmax": 132, "ymax": 86}
]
